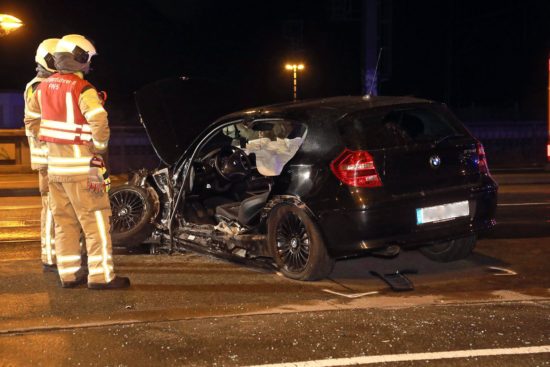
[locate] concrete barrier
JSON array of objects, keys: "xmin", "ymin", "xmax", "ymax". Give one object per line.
[{"xmin": 0, "ymin": 129, "xmax": 31, "ymax": 173}]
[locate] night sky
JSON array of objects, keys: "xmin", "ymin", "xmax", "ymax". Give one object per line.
[{"xmin": 1, "ymin": 0, "xmax": 549, "ymax": 125}]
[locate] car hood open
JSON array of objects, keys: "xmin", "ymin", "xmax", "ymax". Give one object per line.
[{"xmin": 134, "ymin": 77, "xmax": 241, "ymax": 166}]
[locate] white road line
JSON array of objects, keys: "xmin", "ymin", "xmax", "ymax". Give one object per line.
[
  {"xmin": 246, "ymin": 345, "xmax": 550, "ymax": 367},
  {"xmin": 0, "ymin": 205, "xmax": 42, "ymax": 210},
  {"xmin": 498, "ymin": 202, "xmax": 549, "ymax": 207}
]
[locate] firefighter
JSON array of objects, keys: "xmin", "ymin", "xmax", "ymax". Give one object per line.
[
  {"xmin": 24, "ymin": 38, "xmax": 59, "ymax": 272},
  {"xmin": 26, "ymin": 34, "xmax": 130, "ymax": 289}
]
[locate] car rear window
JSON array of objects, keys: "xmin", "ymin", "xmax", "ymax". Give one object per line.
[{"xmin": 338, "ymin": 104, "xmax": 468, "ymax": 150}]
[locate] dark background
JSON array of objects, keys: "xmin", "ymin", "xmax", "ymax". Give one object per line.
[{"xmin": 1, "ymin": 0, "xmax": 549, "ymax": 125}]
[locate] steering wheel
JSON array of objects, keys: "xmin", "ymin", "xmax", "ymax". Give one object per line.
[{"xmin": 214, "ymin": 145, "xmax": 252, "ymax": 181}]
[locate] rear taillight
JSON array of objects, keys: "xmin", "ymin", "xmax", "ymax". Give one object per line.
[
  {"xmin": 476, "ymin": 141, "xmax": 490, "ymax": 174},
  {"xmin": 330, "ymin": 149, "xmax": 382, "ymax": 187},
  {"xmin": 547, "ymin": 140, "xmax": 550, "ymax": 162}
]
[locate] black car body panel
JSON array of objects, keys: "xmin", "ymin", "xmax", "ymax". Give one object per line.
[{"xmin": 119, "ymin": 80, "xmax": 498, "ymax": 278}]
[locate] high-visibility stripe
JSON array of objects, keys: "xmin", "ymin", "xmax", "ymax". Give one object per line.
[
  {"xmin": 48, "ymin": 156, "xmax": 91, "ymax": 165},
  {"xmin": 95, "ymin": 211, "xmax": 113, "ymax": 283},
  {"xmin": 66, "ymin": 92, "xmax": 74, "ymax": 124},
  {"xmin": 88, "ymin": 254, "xmax": 112, "ymax": 263},
  {"xmin": 39, "ymin": 129, "xmax": 93, "ymax": 143},
  {"xmin": 58, "ymin": 266, "xmax": 81, "ymax": 275},
  {"xmin": 31, "ymin": 147, "xmax": 48, "ymax": 156},
  {"xmin": 48, "ymin": 166, "xmax": 90, "ymax": 175},
  {"xmin": 31, "ymin": 156, "xmax": 48, "ymax": 165},
  {"xmin": 45, "ymin": 208, "xmax": 53, "ymax": 265},
  {"xmin": 56, "ymin": 255, "xmax": 82, "ymax": 263},
  {"xmin": 85, "ymin": 107, "xmax": 105, "ymax": 120},
  {"xmin": 41, "ymin": 120, "xmax": 92, "ymax": 132},
  {"xmin": 26, "ymin": 110, "xmax": 41, "ymax": 118},
  {"xmin": 74, "ymin": 145, "xmax": 81, "ymax": 158},
  {"xmin": 88, "ymin": 266, "xmax": 114, "ymax": 276},
  {"xmin": 40, "ymin": 128, "xmax": 80, "ymax": 141}
]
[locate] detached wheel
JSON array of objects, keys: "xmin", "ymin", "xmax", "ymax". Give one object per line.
[
  {"xmin": 420, "ymin": 234, "xmax": 477, "ymax": 262},
  {"xmin": 109, "ymin": 184, "xmax": 155, "ymax": 247},
  {"xmin": 267, "ymin": 204, "xmax": 334, "ymax": 281}
]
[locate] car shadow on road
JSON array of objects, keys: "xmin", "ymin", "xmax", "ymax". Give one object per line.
[{"xmin": 327, "ymin": 249, "xmax": 510, "ymax": 288}]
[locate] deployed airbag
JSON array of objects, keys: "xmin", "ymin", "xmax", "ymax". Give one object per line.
[{"xmin": 245, "ymin": 137, "xmax": 303, "ymax": 176}]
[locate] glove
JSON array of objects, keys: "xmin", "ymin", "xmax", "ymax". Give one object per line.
[{"xmin": 87, "ymin": 155, "xmax": 111, "ymax": 193}]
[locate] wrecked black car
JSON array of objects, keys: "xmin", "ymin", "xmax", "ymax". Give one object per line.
[{"xmin": 109, "ymin": 77, "xmax": 498, "ymax": 280}]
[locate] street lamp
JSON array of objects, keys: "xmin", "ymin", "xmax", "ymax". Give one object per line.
[
  {"xmin": 0, "ymin": 14, "xmax": 23, "ymax": 37},
  {"xmin": 285, "ymin": 63, "xmax": 305, "ymax": 101}
]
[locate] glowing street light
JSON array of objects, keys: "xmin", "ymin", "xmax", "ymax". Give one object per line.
[
  {"xmin": 285, "ymin": 63, "xmax": 305, "ymax": 101},
  {"xmin": 0, "ymin": 14, "xmax": 23, "ymax": 37}
]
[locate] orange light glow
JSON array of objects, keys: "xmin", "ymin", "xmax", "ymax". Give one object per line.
[{"xmin": 0, "ymin": 14, "xmax": 23, "ymax": 36}]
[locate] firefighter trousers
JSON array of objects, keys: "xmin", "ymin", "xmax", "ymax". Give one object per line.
[
  {"xmin": 49, "ymin": 180, "xmax": 115, "ymax": 284},
  {"xmin": 38, "ymin": 169, "xmax": 56, "ymax": 266}
]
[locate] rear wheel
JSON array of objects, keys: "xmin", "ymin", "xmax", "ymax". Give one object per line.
[
  {"xmin": 267, "ymin": 204, "xmax": 334, "ymax": 280},
  {"xmin": 420, "ymin": 234, "xmax": 477, "ymax": 262},
  {"xmin": 109, "ymin": 185, "xmax": 155, "ymax": 247}
]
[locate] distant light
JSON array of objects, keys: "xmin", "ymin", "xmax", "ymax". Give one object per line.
[
  {"xmin": 285, "ymin": 63, "xmax": 305, "ymax": 71},
  {"xmin": 0, "ymin": 14, "xmax": 23, "ymax": 36}
]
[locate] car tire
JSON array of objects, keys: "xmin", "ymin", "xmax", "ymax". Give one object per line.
[
  {"xmin": 267, "ymin": 204, "xmax": 334, "ymax": 281},
  {"xmin": 109, "ymin": 184, "xmax": 155, "ymax": 247},
  {"xmin": 419, "ymin": 234, "xmax": 477, "ymax": 262}
]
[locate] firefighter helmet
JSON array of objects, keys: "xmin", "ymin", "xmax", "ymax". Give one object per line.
[
  {"xmin": 56, "ymin": 34, "xmax": 97, "ymax": 64},
  {"xmin": 35, "ymin": 38, "xmax": 59, "ymax": 72}
]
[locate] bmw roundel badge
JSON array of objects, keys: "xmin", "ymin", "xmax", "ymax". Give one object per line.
[{"xmin": 429, "ymin": 155, "xmax": 441, "ymax": 169}]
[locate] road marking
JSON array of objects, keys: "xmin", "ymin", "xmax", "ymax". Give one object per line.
[
  {"xmin": 0, "ymin": 239, "xmax": 40, "ymax": 245},
  {"xmin": 246, "ymin": 345, "xmax": 550, "ymax": 367},
  {"xmin": 0, "ymin": 205, "xmax": 42, "ymax": 210},
  {"xmin": 498, "ymin": 202, "xmax": 549, "ymax": 207},
  {"xmin": 322, "ymin": 289, "xmax": 379, "ymax": 298},
  {"xmin": 0, "ymin": 220, "xmax": 40, "ymax": 227}
]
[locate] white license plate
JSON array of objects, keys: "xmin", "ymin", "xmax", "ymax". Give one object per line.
[{"xmin": 416, "ymin": 200, "xmax": 469, "ymax": 225}]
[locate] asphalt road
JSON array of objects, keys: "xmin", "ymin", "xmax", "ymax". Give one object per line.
[{"xmin": 0, "ymin": 182, "xmax": 548, "ymax": 366}]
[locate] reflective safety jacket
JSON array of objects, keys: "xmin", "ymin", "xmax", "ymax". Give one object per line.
[
  {"xmin": 23, "ymin": 77, "xmax": 48, "ymax": 169},
  {"xmin": 38, "ymin": 73, "xmax": 96, "ymax": 144},
  {"xmin": 25, "ymin": 72, "xmax": 109, "ymax": 181}
]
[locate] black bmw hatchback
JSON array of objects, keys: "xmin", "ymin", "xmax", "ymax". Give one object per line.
[{"xmin": 109, "ymin": 77, "xmax": 498, "ymax": 280}]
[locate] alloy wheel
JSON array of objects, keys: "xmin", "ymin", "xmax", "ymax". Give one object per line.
[
  {"xmin": 110, "ymin": 189, "xmax": 146, "ymax": 233},
  {"xmin": 276, "ymin": 212, "xmax": 310, "ymax": 273}
]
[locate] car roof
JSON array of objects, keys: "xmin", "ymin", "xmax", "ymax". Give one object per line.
[{"xmin": 219, "ymin": 95, "xmax": 434, "ymax": 122}]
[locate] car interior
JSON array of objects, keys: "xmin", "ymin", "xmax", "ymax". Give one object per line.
[{"xmin": 183, "ymin": 119, "xmax": 307, "ymax": 227}]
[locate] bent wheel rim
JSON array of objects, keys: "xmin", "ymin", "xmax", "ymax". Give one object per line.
[
  {"xmin": 110, "ymin": 189, "xmax": 146, "ymax": 233},
  {"xmin": 276, "ymin": 212, "xmax": 310, "ymax": 273}
]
